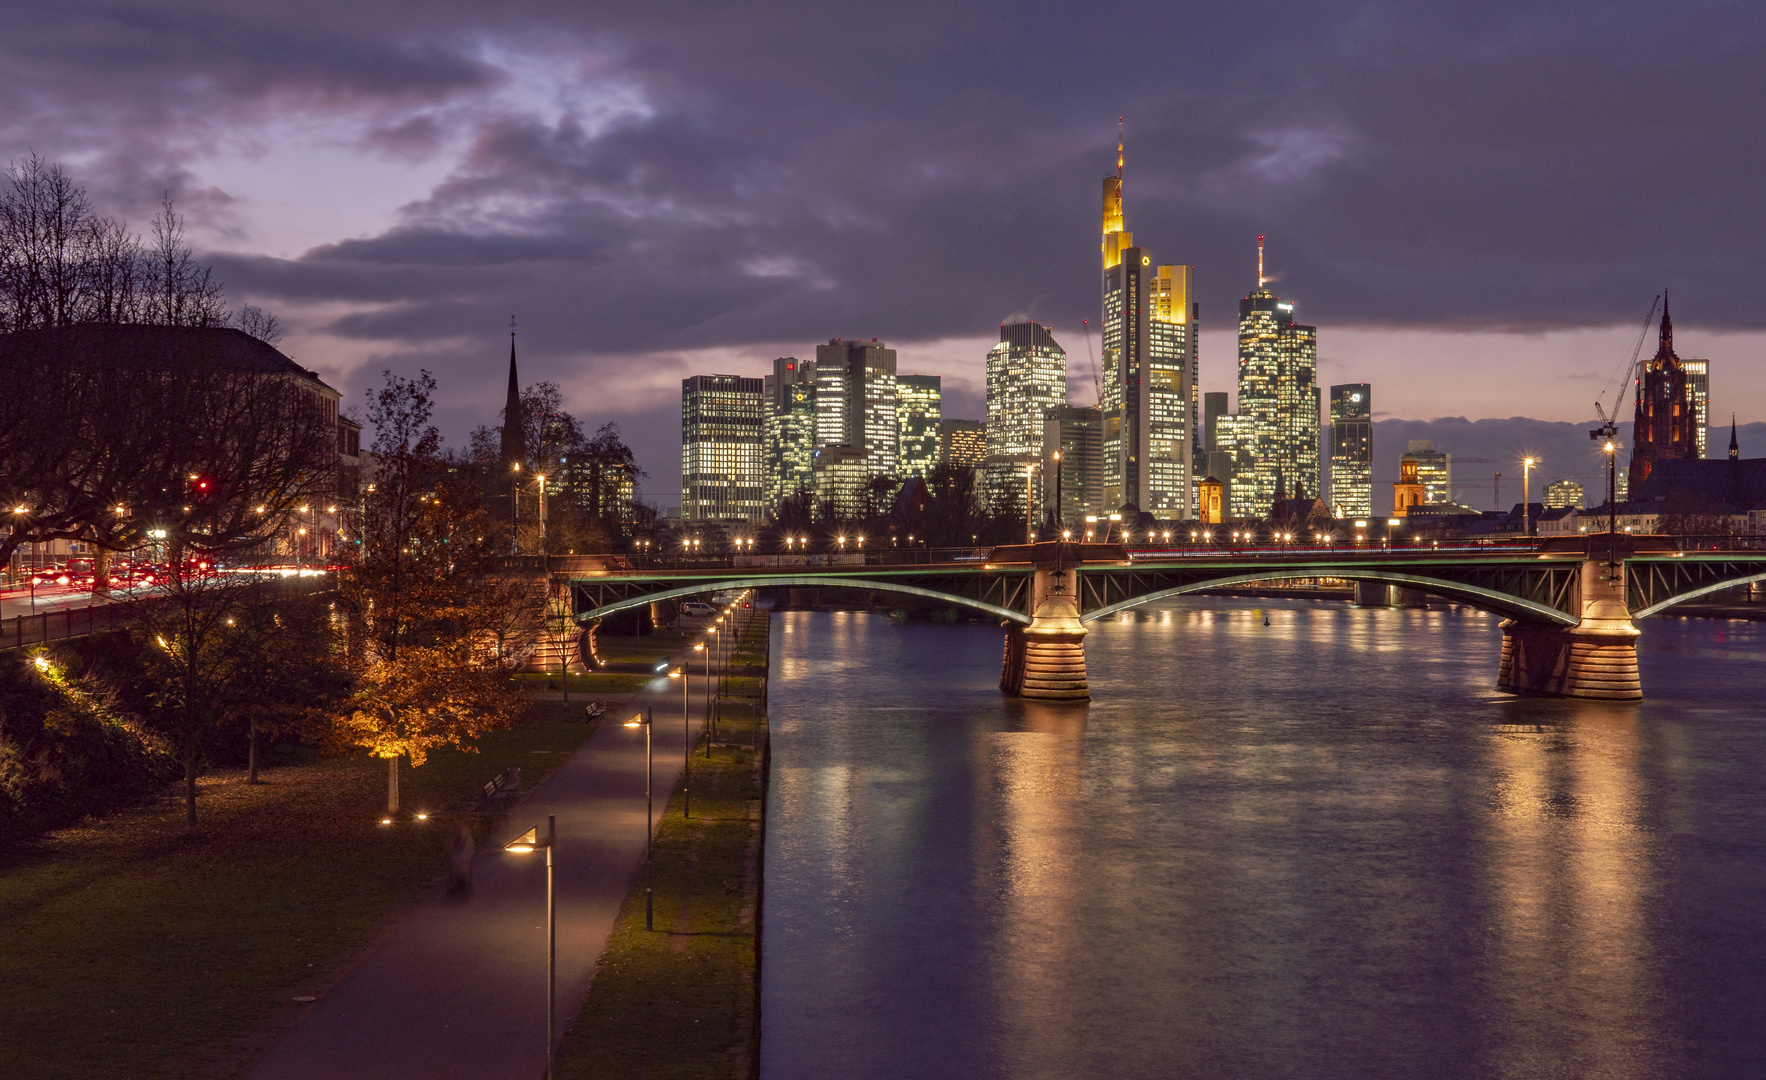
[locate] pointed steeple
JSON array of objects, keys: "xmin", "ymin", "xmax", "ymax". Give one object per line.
[
  {"xmin": 1655, "ymin": 290, "xmax": 1676, "ymax": 361},
  {"xmin": 1730, "ymin": 413, "xmax": 1740, "ymax": 460},
  {"xmin": 500, "ymin": 318, "xmax": 525, "ymax": 470}
]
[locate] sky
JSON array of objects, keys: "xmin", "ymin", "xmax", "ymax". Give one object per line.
[{"xmin": 3, "ymin": 1, "xmax": 1763, "ymax": 508}]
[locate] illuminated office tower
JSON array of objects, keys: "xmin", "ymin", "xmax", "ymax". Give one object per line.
[
  {"xmin": 940, "ymin": 419, "xmax": 986, "ymax": 470},
  {"xmin": 1328, "ymin": 383, "xmax": 1372, "ymax": 518},
  {"xmin": 896, "ymin": 374, "xmax": 942, "ymax": 479},
  {"xmin": 1407, "ymin": 439, "xmax": 1451, "ymax": 504},
  {"xmin": 1237, "ymin": 236, "xmax": 1318, "ymax": 515},
  {"xmin": 764, "ymin": 356, "xmax": 817, "ymax": 511},
  {"xmin": 984, "ymin": 321, "xmax": 1066, "ymax": 516},
  {"xmin": 1544, "ymin": 479, "xmax": 1585, "ymax": 510},
  {"xmin": 1213, "ymin": 414, "xmax": 1259, "ymax": 518},
  {"xmin": 1680, "ymin": 357, "xmax": 1710, "ymax": 457},
  {"xmin": 813, "ymin": 338, "xmax": 898, "ymax": 479},
  {"xmin": 1098, "ymin": 134, "xmax": 1193, "ymax": 517},
  {"xmin": 681, "ymin": 374, "xmax": 765, "ymax": 523},
  {"xmin": 1043, "ymin": 405, "xmax": 1104, "ymax": 528}
]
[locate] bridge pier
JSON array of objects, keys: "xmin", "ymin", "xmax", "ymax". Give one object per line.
[
  {"xmin": 1000, "ymin": 566, "xmax": 1088, "ymax": 701},
  {"xmin": 1498, "ymin": 558, "xmax": 1641, "ymax": 700}
]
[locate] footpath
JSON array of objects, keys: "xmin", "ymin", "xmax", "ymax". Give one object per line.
[{"xmin": 246, "ymin": 615, "xmax": 750, "ymax": 1080}]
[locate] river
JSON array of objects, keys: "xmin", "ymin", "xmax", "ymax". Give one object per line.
[{"xmin": 759, "ymin": 598, "xmax": 1766, "ymax": 1079}]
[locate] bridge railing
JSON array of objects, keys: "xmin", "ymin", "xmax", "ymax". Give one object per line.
[{"xmin": 1, "ymin": 573, "xmax": 337, "ymax": 652}]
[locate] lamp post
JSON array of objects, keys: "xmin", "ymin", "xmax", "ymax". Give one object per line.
[
  {"xmin": 503, "ymin": 814, "xmax": 556, "ymax": 1080},
  {"xmin": 511, "ymin": 462, "xmax": 522, "ymax": 556},
  {"xmin": 1604, "ymin": 439, "xmax": 1618, "ymax": 569},
  {"xmin": 624, "ymin": 709, "xmax": 655, "ymax": 930},
  {"xmin": 1521, "ymin": 457, "xmax": 1536, "ymax": 537},
  {"xmin": 536, "ymin": 473, "xmax": 547, "ymax": 555},
  {"xmin": 686, "ymin": 642, "xmax": 703, "ymax": 816},
  {"xmin": 1052, "ymin": 450, "xmax": 1062, "ymax": 538},
  {"xmin": 705, "ymin": 624, "xmax": 719, "ymax": 758},
  {"xmin": 1025, "ymin": 463, "xmax": 1036, "ymax": 544}
]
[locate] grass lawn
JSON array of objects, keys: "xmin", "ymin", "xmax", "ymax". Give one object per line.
[
  {"xmin": 553, "ymin": 615, "xmax": 769, "ymax": 1080},
  {"xmin": 513, "ymin": 671, "xmax": 655, "ymax": 697},
  {"xmin": 0, "ymin": 699, "xmax": 599, "ymax": 1080}
]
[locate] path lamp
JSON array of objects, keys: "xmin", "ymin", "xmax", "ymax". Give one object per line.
[
  {"xmin": 624, "ymin": 710, "xmax": 656, "ymax": 930},
  {"xmin": 685, "ymin": 643, "xmax": 704, "ymax": 815},
  {"xmin": 503, "ymin": 815, "xmax": 557, "ymax": 1080},
  {"xmin": 510, "ymin": 463, "xmax": 521, "ymax": 557},
  {"xmin": 704, "ymin": 626, "xmax": 718, "ymax": 758},
  {"xmin": 1387, "ymin": 518, "xmax": 1402, "ymax": 548},
  {"xmin": 1521, "ymin": 457, "xmax": 1537, "ymax": 537}
]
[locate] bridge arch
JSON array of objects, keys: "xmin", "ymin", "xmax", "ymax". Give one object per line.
[
  {"xmin": 575, "ymin": 575, "xmax": 1033, "ymax": 625},
  {"xmin": 1078, "ymin": 569, "xmax": 1580, "ymax": 626},
  {"xmin": 1632, "ymin": 569, "xmax": 1766, "ymax": 619}
]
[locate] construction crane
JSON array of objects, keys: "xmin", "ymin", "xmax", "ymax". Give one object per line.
[
  {"xmin": 1082, "ymin": 319, "xmax": 1102, "ymax": 409},
  {"xmin": 1587, "ymin": 295, "xmax": 1661, "ymax": 565}
]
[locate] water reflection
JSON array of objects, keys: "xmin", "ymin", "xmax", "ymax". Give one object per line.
[{"xmin": 762, "ymin": 599, "xmax": 1766, "ymax": 1079}]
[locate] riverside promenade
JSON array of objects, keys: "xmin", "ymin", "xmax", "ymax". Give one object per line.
[{"xmin": 247, "ymin": 645, "xmax": 718, "ymax": 1080}]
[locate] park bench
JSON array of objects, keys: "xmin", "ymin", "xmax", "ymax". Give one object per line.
[{"xmin": 478, "ymin": 767, "xmax": 521, "ymax": 809}]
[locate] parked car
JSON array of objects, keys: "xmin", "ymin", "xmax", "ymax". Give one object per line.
[{"xmin": 680, "ymin": 600, "xmax": 716, "ymax": 616}]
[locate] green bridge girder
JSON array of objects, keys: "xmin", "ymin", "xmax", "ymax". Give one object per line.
[
  {"xmin": 1627, "ymin": 553, "xmax": 1766, "ymax": 618},
  {"xmin": 568, "ymin": 553, "xmax": 1618, "ymax": 627}
]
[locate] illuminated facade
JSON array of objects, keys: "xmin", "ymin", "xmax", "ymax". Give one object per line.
[
  {"xmin": 681, "ymin": 374, "xmax": 765, "ymax": 523},
  {"xmin": 1098, "ymin": 140, "xmax": 1194, "ymax": 517},
  {"xmin": 1213, "ymin": 414, "xmax": 1259, "ymax": 518},
  {"xmin": 896, "ymin": 374, "xmax": 942, "ymax": 479},
  {"xmin": 813, "ymin": 338, "xmax": 898, "ymax": 479},
  {"xmin": 1682, "ymin": 357, "xmax": 1709, "ymax": 458},
  {"xmin": 1328, "ymin": 383, "xmax": 1372, "ymax": 518},
  {"xmin": 1392, "ymin": 453, "xmax": 1425, "ymax": 517},
  {"xmin": 1236, "ymin": 237, "xmax": 1319, "ymax": 515},
  {"xmin": 984, "ymin": 321, "xmax": 1065, "ymax": 517},
  {"xmin": 1407, "ymin": 439, "xmax": 1451, "ymax": 504},
  {"xmin": 1630, "ymin": 297, "xmax": 1698, "ymax": 493},
  {"xmin": 764, "ymin": 356, "xmax": 817, "ymax": 512},
  {"xmin": 1544, "ymin": 479, "xmax": 1585, "ymax": 510},
  {"xmin": 940, "ymin": 419, "xmax": 986, "ymax": 470},
  {"xmin": 1043, "ymin": 405, "xmax": 1104, "ymax": 528},
  {"xmin": 813, "ymin": 444, "xmax": 870, "ymax": 518}
]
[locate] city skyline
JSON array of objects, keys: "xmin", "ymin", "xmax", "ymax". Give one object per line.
[{"xmin": 4, "ymin": 3, "xmax": 1764, "ymax": 500}]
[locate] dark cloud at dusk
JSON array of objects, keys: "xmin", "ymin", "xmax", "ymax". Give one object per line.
[{"xmin": 3, "ymin": 0, "xmax": 1763, "ymax": 498}]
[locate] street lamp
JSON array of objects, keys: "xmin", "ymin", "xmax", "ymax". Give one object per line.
[
  {"xmin": 511, "ymin": 462, "xmax": 522, "ymax": 557},
  {"xmin": 705, "ymin": 625, "xmax": 719, "ymax": 757},
  {"xmin": 685, "ymin": 643, "xmax": 704, "ymax": 816},
  {"xmin": 503, "ymin": 814, "xmax": 556, "ymax": 1080},
  {"xmin": 1387, "ymin": 517, "xmax": 1402, "ymax": 547},
  {"xmin": 623, "ymin": 709, "xmax": 655, "ymax": 930},
  {"xmin": 1521, "ymin": 457, "xmax": 1537, "ymax": 537}
]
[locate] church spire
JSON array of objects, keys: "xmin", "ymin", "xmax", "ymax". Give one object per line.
[
  {"xmin": 1656, "ymin": 290, "xmax": 1675, "ymax": 360},
  {"xmin": 500, "ymin": 317, "xmax": 524, "ymax": 470},
  {"xmin": 1731, "ymin": 413, "xmax": 1740, "ymax": 460}
]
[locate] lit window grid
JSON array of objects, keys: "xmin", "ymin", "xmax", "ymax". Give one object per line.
[
  {"xmin": 985, "ymin": 341, "xmax": 1066, "ymax": 461},
  {"xmin": 897, "ymin": 378, "xmax": 942, "ymax": 479},
  {"xmin": 1544, "ymin": 479, "xmax": 1585, "ymax": 510},
  {"xmin": 682, "ymin": 377, "xmax": 765, "ymax": 523}
]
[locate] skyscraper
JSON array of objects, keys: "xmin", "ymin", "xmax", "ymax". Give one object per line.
[
  {"xmin": 1629, "ymin": 296, "xmax": 1698, "ymax": 493},
  {"xmin": 1236, "ymin": 236, "xmax": 1318, "ymax": 515},
  {"xmin": 939, "ymin": 419, "xmax": 986, "ymax": 470},
  {"xmin": 896, "ymin": 374, "xmax": 942, "ymax": 479},
  {"xmin": 681, "ymin": 374, "xmax": 765, "ymax": 523},
  {"xmin": 1043, "ymin": 405, "xmax": 1103, "ymax": 528},
  {"xmin": 1329, "ymin": 383, "xmax": 1372, "ymax": 518},
  {"xmin": 764, "ymin": 356, "xmax": 817, "ymax": 511},
  {"xmin": 1407, "ymin": 439, "xmax": 1451, "ymax": 504},
  {"xmin": 1544, "ymin": 479, "xmax": 1585, "ymax": 509},
  {"xmin": 813, "ymin": 338, "xmax": 899, "ymax": 480},
  {"xmin": 984, "ymin": 321, "xmax": 1066, "ymax": 516},
  {"xmin": 1680, "ymin": 357, "xmax": 1710, "ymax": 458},
  {"xmin": 1099, "ymin": 133, "xmax": 1194, "ymax": 518}
]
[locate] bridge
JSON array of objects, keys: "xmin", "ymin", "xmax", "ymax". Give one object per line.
[{"xmin": 564, "ymin": 539, "xmax": 1766, "ymax": 703}]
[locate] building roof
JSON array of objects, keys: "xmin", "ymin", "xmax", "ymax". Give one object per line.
[
  {"xmin": 1631, "ymin": 456, "xmax": 1766, "ymax": 511},
  {"xmin": 0, "ymin": 323, "xmax": 336, "ymax": 393}
]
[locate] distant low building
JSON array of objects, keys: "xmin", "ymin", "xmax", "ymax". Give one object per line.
[{"xmin": 1543, "ymin": 479, "xmax": 1584, "ymax": 510}]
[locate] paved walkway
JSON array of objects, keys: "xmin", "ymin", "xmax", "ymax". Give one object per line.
[{"xmin": 246, "ymin": 647, "xmax": 720, "ymax": 1080}]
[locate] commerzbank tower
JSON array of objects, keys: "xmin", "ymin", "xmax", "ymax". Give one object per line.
[{"xmin": 1099, "ymin": 130, "xmax": 1198, "ymax": 519}]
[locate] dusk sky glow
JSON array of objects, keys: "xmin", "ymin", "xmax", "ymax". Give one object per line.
[{"xmin": 6, "ymin": 1, "xmax": 1763, "ymax": 499}]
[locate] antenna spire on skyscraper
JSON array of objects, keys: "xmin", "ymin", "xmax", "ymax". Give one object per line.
[
  {"xmin": 1116, "ymin": 116, "xmax": 1123, "ymax": 179},
  {"xmin": 1257, "ymin": 235, "xmax": 1265, "ymax": 290}
]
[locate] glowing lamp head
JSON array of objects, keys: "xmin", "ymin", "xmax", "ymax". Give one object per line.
[{"xmin": 504, "ymin": 825, "xmax": 541, "ymax": 853}]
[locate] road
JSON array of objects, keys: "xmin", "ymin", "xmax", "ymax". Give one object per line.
[{"xmin": 245, "ymin": 641, "xmax": 727, "ymax": 1080}]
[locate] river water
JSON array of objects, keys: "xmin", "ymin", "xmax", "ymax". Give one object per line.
[{"xmin": 759, "ymin": 598, "xmax": 1766, "ymax": 1079}]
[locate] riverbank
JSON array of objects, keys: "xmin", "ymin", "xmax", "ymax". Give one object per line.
[
  {"xmin": 0, "ymin": 698, "xmax": 601, "ymax": 1080},
  {"xmin": 554, "ymin": 609, "xmax": 771, "ymax": 1079}
]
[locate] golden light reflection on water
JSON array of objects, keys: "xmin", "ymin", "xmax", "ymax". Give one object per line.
[
  {"xmin": 1483, "ymin": 709, "xmax": 1656, "ymax": 1077},
  {"xmin": 982, "ymin": 702, "xmax": 1088, "ymax": 1078}
]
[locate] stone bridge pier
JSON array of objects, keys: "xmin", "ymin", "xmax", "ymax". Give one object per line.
[
  {"xmin": 1000, "ymin": 563, "xmax": 1089, "ymax": 701},
  {"xmin": 1498, "ymin": 557, "xmax": 1641, "ymax": 700}
]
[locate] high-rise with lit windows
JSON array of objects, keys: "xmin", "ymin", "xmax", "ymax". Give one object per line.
[
  {"xmin": 813, "ymin": 338, "xmax": 898, "ymax": 480},
  {"xmin": 896, "ymin": 374, "xmax": 942, "ymax": 479},
  {"xmin": 1329, "ymin": 383, "xmax": 1372, "ymax": 518},
  {"xmin": 984, "ymin": 321, "xmax": 1066, "ymax": 517},
  {"xmin": 764, "ymin": 356, "xmax": 817, "ymax": 511},
  {"xmin": 1099, "ymin": 134, "xmax": 1194, "ymax": 518},
  {"xmin": 1236, "ymin": 237, "xmax": 1319, "ymax": 516},
  {"xmin": 681, "ymin": 374, "xmax": 765, "ymax": 523}
]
